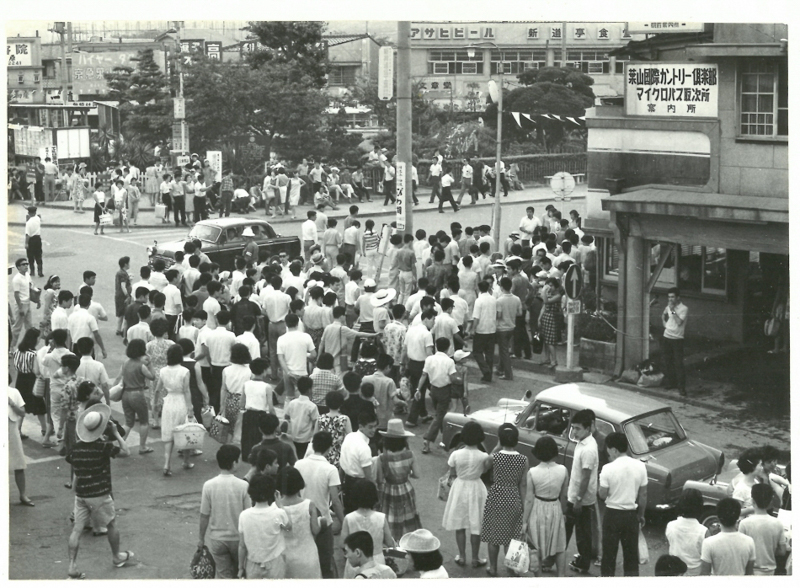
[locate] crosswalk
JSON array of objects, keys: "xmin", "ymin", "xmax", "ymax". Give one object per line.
[{"xmin": 58, "ymin": 226, "xmax": 190, "ymax": 249}]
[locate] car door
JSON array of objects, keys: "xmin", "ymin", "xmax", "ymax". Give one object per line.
[{"xmin": 216, "ymin": 226, "xmax": 244, "ymax": 270}]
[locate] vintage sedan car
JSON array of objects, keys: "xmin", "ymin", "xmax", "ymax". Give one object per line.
[
  {"xmin": 148, "ymin": 218, "xmax": 301, "ymax": 271},
  {"xmin": 441, "ymin": 383, "xmax": 725, "ymax": 512}
]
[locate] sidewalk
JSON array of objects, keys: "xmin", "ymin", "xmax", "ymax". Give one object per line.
[{"xmin": 6, "ymin": 183, "xmax": 587, "ymax": 228}]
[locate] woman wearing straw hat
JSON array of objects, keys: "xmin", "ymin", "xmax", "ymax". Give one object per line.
[
  {"xmin": 399, "ymin": 529, "xmax": 449, "ymax": 578},
  {"xmin": 370, "ymin": 287, "xmax": 396, "ymax": 344},
  {"xmin": 376, "ymin": 419, "xmax": 422, "ymax": 540}
]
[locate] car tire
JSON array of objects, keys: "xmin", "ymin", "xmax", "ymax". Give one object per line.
[{"xmin": 701, "ymin": 507, "xmax": 721, "ymax": 537}]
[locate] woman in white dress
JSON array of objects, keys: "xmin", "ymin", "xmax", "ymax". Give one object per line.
[
  {"xmin": 280, "ymin": 467, "xmax": 322, "ymax": 579},
  {"xmin": 156, "ymin": 344, "xmax": 195, "ymax": 476},
  {"xmin": 441, "ymin": 421, "xmax": 491, "ymax": 568},
  {"xmin": 220, "ymin": 343, "xmax": 253, "ymax": 445},
  {"xmin": 144, "ymin": 163, "xmax": 160, "ymax": 206}
]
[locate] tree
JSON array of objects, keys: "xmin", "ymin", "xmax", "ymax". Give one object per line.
[
  {"xmin": 243, "ymin": 21, "xmax": 329, "ymax": 88},
  {"xmin": 325, "ymin": 107, "xmax": 363, "ymax": 165}
]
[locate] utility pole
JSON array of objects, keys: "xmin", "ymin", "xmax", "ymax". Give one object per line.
[
  {"xmin": 561, "ymin": 21, "xmax": 567, "ymax": 67},
  {"xmin": 50, "ymin": 22, "xmax": 69, "ymax": 104},
  {"xmin": 396, "ymin": 22, "xmax": 413, "ymax": 235}
]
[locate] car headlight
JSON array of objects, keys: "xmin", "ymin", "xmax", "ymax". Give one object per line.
[{"xmin": 146, "ymin": 246, "xmax": 153, "ymax": 256}]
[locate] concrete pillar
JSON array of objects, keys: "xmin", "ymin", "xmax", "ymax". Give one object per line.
[
  {"xmin": 546, "ymin": 47, "xmax": 554, "ymax": 67},
  {"xmin": 623, "ymin": 234, "xmax": 647, "ymax": 369}
]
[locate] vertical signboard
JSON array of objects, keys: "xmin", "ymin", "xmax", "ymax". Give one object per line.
[
  {"xmin": 378, "ymin": 46, "xmax": 394, "ymax": 101},
  {"xmin": 206, "ymin": 151, "xmax": 222, "ymax": 182},
  {"xmin": 38, "ymin": 145, "xmax": 58, "ymax": 166},
  {"xmin": 625, "ymin": 63, "xmax": 718, "ymax": 118},
  {"xmin": 395, "ymin": 162, "xmax": 405, "ymax": 231},
  {"xmin": 174, "ymin": 97, "xmax": 186, "ymax": 119},
  {"xmin": 205, "ymin": 41, "xmax": 222, "ymax": 60}
]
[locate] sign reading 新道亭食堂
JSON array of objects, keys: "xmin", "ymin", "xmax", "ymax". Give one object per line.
[{"xmin": 625, "ymin": 63, "xmax": 718, "ymax": 118}]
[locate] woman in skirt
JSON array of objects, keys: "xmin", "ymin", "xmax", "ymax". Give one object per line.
[
  {"xmin": 220, "ymin": 343, "xmax": 253, "ymax": 445},
  {"xmin": 156, "ymin": 344, "xmax": 195, "ymax": 476},
  {"xmin": 376, "ymin": 420, "xmax": 422, "ymax": 540},
  {"xmin": 480, "ymin": 423, "xmax": 529, "ymax": 576},
  {"xmin": 91, "ymin": 181, "xmax": 107, "ymax": 235},
  {"xmin": 537, "ymin": 278, "xmax": 564, "ymax": 368},
  {"xmin": 8, "ymin": 381, "xmax": 35, "ymax": 506},
  {"xmin": 13, "ymin": 327, "xmax": 47, "ymax": 438}
]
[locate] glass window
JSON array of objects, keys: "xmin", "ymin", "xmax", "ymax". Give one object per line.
[
  {"xmin": 739, "ymin": 59, "xmax": 787, "ymax": 138},
  {"xmin": 533, "ymin": 403, "xmax": 571, "ymax": 438},
  {"xmin": 623, "ymin": 410, "xmax": 686, "ymax": 455},
  {"xmin": 428, "ymin": 50, "xmax": 483, "ymax": 75},
  {"xmin": 702, "ymin": 247, "xmax": 727, "ymax": 293},
  {"xmin": 328, "ymin": 66, "xmax": 357, "ymax": 86},
  {"xmin": 188, "ymin": 224, "xmax": 221, "ymax": 244},
  {"xmin": 603, "ymin": 238, "xmax": 619, "ymax": 281},
  {"xmin": 678, "ymin": 245, "xmax": 726, "ymax": 294},
  {"xmin": 649, "ymin": 243, "xmax": 677, "ymax": 288}
]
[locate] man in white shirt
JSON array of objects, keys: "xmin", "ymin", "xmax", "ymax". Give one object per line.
[
  {"xmin": 470, "ymin": 281, "xmax": 497, "ymax": 382},
  {"xmin": 700, "ymin": 498, "xmax": 756, "ymax": 576},
  {"xmin": 566, "ymin": 409, "xmax": 599, "ymax": 574},
  {"xmin": 417, "ymin": 338, "xmax": 458, "ymax": 454},
  {"xmin": 182, "ymin": 256, "xmax": 202, "ymax": 296},
  {"xmin": 402, "ymin": 309, "xmax": 436, "ymax": 427},
  {"xmin": 301, "ymin": 210, "xmax": 319, "ymax": 260},
  {"xmin": 24, "ymin": 206, "xmax": 44, "ymax": 277},
  {"xmin": 149, "ymin": 259, "xmax": 169, "ymax": 292},
  {"xmin": 294, "ymin": 431, "xmax": 345, "ymax": 578},
  {"xmin": 276, "ymin": 313, "xmax": 316, "ymax": 400},
  {"xmin": 51, "ymin": 290, "xmax": 74, "ymax": 332},
  {"xmin": 67, "ymin": 294, "xmax": 107, "ymax": 358},
  {"xmin": 427, "ymin": 156, "xmax": 442, "ymax": 204},
  {"xmin": 75, "ymin": 337, "xmax": 111, "ymax": 403},
  {"xmin": 456, "ymin": 158, "xmax": 474, "ymax": 205},
  {"xmin": 203, "ymin": 281, "xmax": 225, "ymax": 330},
  {"xmin": 598, "ymin": 432, "xmax": 648, "ymax": 577},
  {"xmin": 234, "ymin": 315, "xmax": 261, "ymax": 362},
  {"xmin": 131, "ymin": 266, "xmax": 153, "ymax": 295},
  {"xmin": 163, "ymin": 268, "xmax": 183, "ymax": 338},
  {"xmin": 519, "ymin": 206, "xmax": 541, "ymax": 249},
  {"xmin": 662, "ymin": 288, "xmax": 689, "ymax": 396},
  {"xmin": 339, "ymin": 411, "xmax": 378, "ymax": 513},
  {"xmin": 261, "ymin": 276, "xmax": 292, "ymax": 380},
  {"xmin": 197, "ymin": 309, "xmax": 236, "ymax": 414},
  {"xmin": 431, "ymin": 298, "xmax": 461, "ymax": 357},
  {"xmin": 11, "ymin": 258, "xmax": 37, "ymax": 348}
]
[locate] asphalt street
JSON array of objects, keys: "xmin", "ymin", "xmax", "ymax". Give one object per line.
[{"xmin": 6, "ymin": 200, "xmax": 789, "ymax": 579}]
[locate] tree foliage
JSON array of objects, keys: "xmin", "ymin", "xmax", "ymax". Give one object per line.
[{"xmin": 243, "ymin": 21, "xmax": 329, "ymax": 88}]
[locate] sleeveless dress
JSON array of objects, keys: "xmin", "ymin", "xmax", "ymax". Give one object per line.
[
  {"xmin": 458, "ymin": 269, "xmax": 479, "ymax": 315},
  {"xmin": 442, "ymin": 447, "xmax": 489, "ymax": 534},
  {"xmin": 343, "ymin": 510, "xmax": 387, "ymax": 578},
  {"xmin": 282, "ymin": 499, "xmax": 322, "ymax": 579},
  {"xmin": 526, "ymin": 462, "xmax": 568, "ymax": 557},
  {"xmin": 481, "ymin": 451, "xmax": 529, "ymax": 545},
  {"xmin": 378, "ymin": 450, "xmax": 422, "ymax": 539},
  {"xmin": 158, "ymin": 364, "xmax": 190, "ymax": 442}
]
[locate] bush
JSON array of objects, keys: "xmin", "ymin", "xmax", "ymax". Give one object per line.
[{"xmin": 575, "ymin": 312, "xmax": 617, "ymax": 343}]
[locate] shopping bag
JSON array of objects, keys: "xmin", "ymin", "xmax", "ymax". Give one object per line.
[
  {"xmin": 109, "ymin": 383, "xmax": 124, "ymax": 402},
  {"xmin": 531, "ymin": 332, "xmax": 543, "ymax": 355},
  {"xmin": 154, "ymin": 203, "xmax": 167, "ymax": 219},
  {"xmin": 398, "ymin": 377, "xmax": 412, "ymax": 402},
  {"xmin": 620, "ymin": 369, "xmax": 640, "ymax": 384},
  {"xmin": 99, "ymin": 212, "xmax": 113, "ymax": 226},
  {"xmin": 207, "ymin": 416, "xmax": 231, "ymax": 444},
  {"xmin": 173, "ymin": 420, "xmax": 207, "ymax": 451},
  {"xmin": 200, "ymin": 405, "xmax": 216, "ymax": 429},
  {"xmin": 637, "ymin": 373, "xmax": 664, "ymax": 388},
  {"xmin": 33, "ymin": 377, "xmax": 46, "ymax": 398},
  {"xmin": 437, "ymin": 473, "xmax": 453, "ymax": 502},
  {"xmin": 504, "ymin": 539, "xmax": 530, "ymax": 575},
  {"xmin": 190, "ymin": 545, "xmax": 216, "ymax": 579},
  {"xmin": 637, "ymin": 527, "xmax": 649, "ymax": 565}
]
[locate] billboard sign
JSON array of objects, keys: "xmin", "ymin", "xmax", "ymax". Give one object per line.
[
  {"xmin": 205, "ymin": 41, "xmax": 222, "ymax": 60},
  {"xmin": 71, "ymin": 50, "xmax": 165, "ymax": 95},
  {"xmin": 206, "ymin": 151, "xmax": 222, "ymax": 182},
  {"xmin": 625, "ymin": 63, "xmax": 718, "ymax": 118},
  {"xmin": 627, "ymin": 22, "xmax": 705, "ymax": 34},
  {"xmin": 378, "ymin": 46, "xmax": 393, "ymax": 101},
  {"xmin": 7, "ymin": 41, "xmax": 34, "ymax": 67}
]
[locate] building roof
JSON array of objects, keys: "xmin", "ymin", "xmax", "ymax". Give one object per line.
[
  {"xmin": 609, "ymin": 29, "xmax": 714, "ymax": 59},
  {"xmin": 324, "ymin": 33, "xmax": 380, "ymax": 47},
  {"xmin": 602, "ymin": 188, "xmax": 789, "ymax": 224}
]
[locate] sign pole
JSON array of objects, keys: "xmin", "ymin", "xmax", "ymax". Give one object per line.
[
  {"xmin": 396, "ymin": 22, "xmax": 413, "ymax": 236},
  {"xmin": 566, "ymin": 311, "xmax": 575, "ymax": 369}
]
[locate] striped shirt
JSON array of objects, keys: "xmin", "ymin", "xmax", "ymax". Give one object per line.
[
  {"xmin": 220, "ymin": 176, "xmax": 234, "ymax": 193},
  {"xmin": 363, "ymin": 231, "xmax": 380, "ymax": 253},
  {"xmin": 13, "ymin": 350, "xmax": 36, "ymax": 374},
  {"xmin": 67, "ymin": 440, "xmax": 122, "ymax": 498}
]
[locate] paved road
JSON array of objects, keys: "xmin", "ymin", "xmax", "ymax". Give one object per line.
[{"xmin": 7, "ymin": 201, "xmax": 789, "ymax": 579}]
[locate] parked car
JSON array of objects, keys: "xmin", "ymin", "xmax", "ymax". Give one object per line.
[
  {"xmin": 147, "ymin": 218, "xmax": 301, "ymax": 271},
  {"xmin": 441, "ymin": 383, "xmax": 725, "ymax": 512}
]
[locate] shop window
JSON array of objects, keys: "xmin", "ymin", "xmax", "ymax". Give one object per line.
[
  {"xmin": 490, "ymin": 50, "xmax": 547, "ymax": 74},
  {"xmin": 565, "ymin": 50, "xmax": 610, "ymax": 74},
  {"xmin": 327, "ymin": 65, "xmax": 358, "ymax": 87},
  {"xmin": 739, "ymin": 59, "xmax": 788, "ymax": 138},
  {"xmin": 44, "ymin": 61, "xmax": 57, "ymax": 79},
  {"xmin": 18, "ymin": 74, "xmax": 25, "ymax": 85},
  {"xmin": 678, "ymin": 245, "xmax": 727, "ymax": 295},
  {"xmin": 603, "ymin": 238, "xmax": 619, "ymax": 281},
  {"xmin": 649, "ymin": 243, "xmax": 677, "ymax": 289},
  {"xmin": 428, "ymin": 50, "xmax": 483, "ymax": 75}
]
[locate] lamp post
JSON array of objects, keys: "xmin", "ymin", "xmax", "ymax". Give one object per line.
[{"xmin": 467, "ymin": 42, "xmax": 503, "ymax": 243}]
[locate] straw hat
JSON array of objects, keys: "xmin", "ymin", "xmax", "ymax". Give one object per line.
[
  {"xmin": 370, "ymin": 288, "xmax": 396, "ymax": 307},
  {"xmin": 398, "ymin": 529, "xmax": 441, "ymax": 553},
  {"xmin": 311, "ymin": 251, "xmax": 324, "ymax": 264},
  {"xmin": 379, "ymin": 418, "xmax": 415, "ymax": 438},
  {"xmin": 454, "ymin": 350, "xmax": 471, "ymax": 362},
  {"xmin": 76, "ymin": 403, "xmax": 112, "ymax": 442},
  {"xmin": 241, "ymin": 227, "xmax": 255, "ymax": 237}
]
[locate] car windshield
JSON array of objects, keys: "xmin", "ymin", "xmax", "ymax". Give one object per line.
[
  {"xmin": 623, "ymin": 409, "xmax": 686, "ymax": 455},
  {"xmin": 188, "ymin": 224, "xmax": 221, "ymax": 243}
]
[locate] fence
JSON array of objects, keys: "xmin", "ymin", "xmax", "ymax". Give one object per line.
[{"xmin": 361, "ymin": 152, "xmax": 587, "ymax": 190}]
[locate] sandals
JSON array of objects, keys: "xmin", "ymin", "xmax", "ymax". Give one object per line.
[
  {"xmin": 138, "ymin": 447, "xmax": 154, "ymax": 455},
  {"xmin": 67, "ymin": 572, "xmax": 86, "ymax": 580},
  {"xmin": 113, "ymin": 551, "xmax": 135, "ymax": 568},
  {"xmin": 454, "ymin": 556, "xmax": 466, "ymax": 567},
  {"xmin": 472, "ymin": 558, "xmax": 488, "ymax": 568},
  {"xmin": 20, "ymin": 497, "xmax": 35, "ymax": 507}
]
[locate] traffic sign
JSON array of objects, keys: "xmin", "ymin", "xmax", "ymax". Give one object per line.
[
  {"xmin": 550, "ymin": 171, "xmax": 575, "ymax": 202},
  {"xmin": 564, "ymin": 264, "xmax": 583, "ymax": 299},
  {"xmin": 566, "ymin": 299, "xmax": 582, "ymax": 315},
  {"xmin": 378, "ymin": 46, "xmax": 394, "ymax": 101}
]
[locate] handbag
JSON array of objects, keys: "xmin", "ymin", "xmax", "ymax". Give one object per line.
[
  {"xmin": 201, "ymin": 405, "xmax": 216, "ymax": 429},
  {"xmin": 531, "ymin": 331, "xmax": 543, "ymax": 355},
  {"xmin": 154, "ymin": 203, "xmax": 167, "ymax": 219},
  {"xmin": 190, "ymin": 545, "xmax": 216, "ymax": 579},
  {"xmin": 109, "ymin": 383, "xmax": 124, "ymax": 402},
  {"xmin": 29, "ymin": 286, "xmax": 41, "ymax": 305},
  {"xmin": 99, "ymin": 212, "xmax": 113, "ymax": 226},
  {"xmin": 208, "ymin": 416, "xmax": 231, "ymax": 444},
  {"xmin": 437, "ymin": 473, "xmax": 454, "ymax": 501},
  {"xmin": 504, "ymin": 539, "xmax": 530, "ymax": 575}
]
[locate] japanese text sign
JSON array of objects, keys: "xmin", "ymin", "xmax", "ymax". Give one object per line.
[
  {"xmin": 7, "ymin": 42, "xmax": 33, "ymax": 67},
  {"xmin": 625, "ymin": 63, "xmax": 718, "ymax": 118}
]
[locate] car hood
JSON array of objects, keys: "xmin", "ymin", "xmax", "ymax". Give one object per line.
[
  {"xmin": 468, "ymin": 403, "xmax": 524, "ymax": 427},
  {"xmin": 643, "ymin": 439, "xmax": 719, "ymax": 486},
  {"xmin": 153, "ymin": 238, "xmax": 190, "ymax": 255}
]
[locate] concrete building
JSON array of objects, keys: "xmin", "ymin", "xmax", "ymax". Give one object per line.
[
  {"xmin": 583, "ymin": 23, "xmax": 789, "ymax": 372},
  {"xmin": 7, "ymin": 36, "xmax": 45, "ymax": 104},
  {"xmin": 407, "ymin": 22, "xmax": 645, "ymax": 110},
  {"xmin": 325, "ymin": 33, "xmax": 381, "ymax": 97}
]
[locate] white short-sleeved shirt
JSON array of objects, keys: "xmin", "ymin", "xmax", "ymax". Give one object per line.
[
  {"xmin": 302, "ymin": 219, "xmax": 318, "ymax": 242},
  {"xmin": 68, "ymin": 307, "xmax": 99, "ymax": 342},
  {"xmin": 665, "ymin": 516, "xmax": 707, "ymax": 570},
  {"xmin": 700, "ymin": 531, "xmax": 756, "ymax": 576},
  {"xmin": 738, "ymin": 513, "xmax": 787, "ymax": 574},
  {"xmin": 339, "ymin": 431, "xmax": 373, "ymax": 478},
  {"xmin": 519, "ymin": 215, "xmax": 541, "ymax": 236},
  {"xmin": 51, "ymin": 306, "xmax": 70, "ymax": 331},
  {"xmin": 567, "ymin": 434, "xmax": 598, "ymax": 505},
  {"xmin": 431, "ymin": 314, "xmax": 459, "ymax": 356},
  {"xmin": 276, "ymin": 330, "xmax": 315, "ymax": 375},
  {"xmin": 441, "ymin": 173, "xmax": 454, "ymax": 188},
  {"xmin": 12, "ymin": 273, "xmax": 31, "ymax": 303},
  {"xmin": 149, "ymin": 271, "xmax": 169, "ymax": 292},
  {"xmin": 472, "ymin": 292, "xmax": 497, "ymax": 334},
  {"xmin": 8, "ymin": 387, "xmax": 25, "ymax": 423},
  {"xmin": 163, "ymin": 284, "xmax": 183, "ymax": 315},
  {"xmin": 286, "ymin": 395, "xmax": 319, "ymax": 443},
  {"xmin": 195, "ymin": 326, "xmax": 212, "ymax": 368},
  {"xmin": 663, "ymin": 302, "xmax": 688, "ymax": 339},
  {"xmin": 76, "ymin": 356, "xmax": 110, "ymax": 388},
  {"xmin": 235, "ymin": 332, "xmax": 261, "ymax": 363},
  {"xmin": 404, "ymin": 324, "xmax": 433, "ymax": 362},
  {"xmin": 203, "ymin": 297, "xmax": 222, "ymax": 329},
  {"xmin": 127, "ymin": 322, "xmax": 155, "ymax": 344},
  {"xmin": 422, "ymin": 352, "xmax": 456, "ymax": 387},
  {"xmin": 238, "ymin": 504, "xmax": 289, "ymax": 564},
  {"xmin": 599, "ymin": 455, "xmax": 648, "ymax": 511},
  {"xmin": 205, "ymin": 327, "xmax": 236, "ymax": 366},
  {"xmin": 25, "ymin": 215, "xmax": 42, "ymax": 237},
  {"xmin": 295, "ymin": 455, "xmax": 341, "ymax": 524}
]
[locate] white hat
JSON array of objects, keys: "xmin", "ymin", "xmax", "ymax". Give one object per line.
[
  {"xmin": 399, "ymin": 529, "xmax": 441, "ymax": 553},
  {"xmin": 330, "ymin": 166, "xmax": 339, "ymax": 172},
  {"xmin": 454, "ymin": 350, "xmax": 471, "ymax": 362},
  {"xmin": 311, "ymin": 251, "xmax": 324, "ymax": 263},
  {"xmin": 241, "ymin": 227, "xmax": 255, "ymax": 237},
  {"xmin": 492, "ymin": 261, "xmax": 507, "ymax": 269},
  {"xmin": 370, "ymin": 288, "xmax": 397, "ymax": 307},
  {"xmin": 76, "ymin": 404, "xmax": 112, "ymax": 442},
  {"xmin": 363, "ymin": 278, "xmax": 377, "ymax": 289},
  {"xmin": 509, "ymin": 231, "xmax": 520, "ymax": 239},
  {"xmin": 378, "ymin": 418, "xmax": 415, "ymax": 438}
]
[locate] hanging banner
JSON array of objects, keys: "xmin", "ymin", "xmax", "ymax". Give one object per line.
[
  {"xmin": 378, "ymin": 46, "xmax": 394, "ymax": 101},
  {"xmin": 625, "ymin": 63, "xmax": 718, "ymax": 118},
  {"xmin": 395, "ymin": 162, "xmax": 405, "ymax": 231},
  {"xmin": 206, "ymin": 151, "xmax": 222, "ymax": 182}
]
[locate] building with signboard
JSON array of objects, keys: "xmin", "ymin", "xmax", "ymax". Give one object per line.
[
  {"xmin": 7, "ymin": 36, "xmax": 45, "ymax": 104},
  {"xmin": 582, "ymin": 23, "xmax": 788, "ymax": 371},
  {"xmin": 407, "ymin": 22, "xmax": 646, "ymax": 110},
  {"xmin": 325, "ymin": 33, "xmax": 381, "ymax": 96}
]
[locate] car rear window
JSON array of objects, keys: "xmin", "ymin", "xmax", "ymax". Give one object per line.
[
  {"xmin": 623, "ymin": 410, "xmax": 686, "ymax": 454},
  {"xmin": 188, "ymin": 225, "xmax": 220, "ymax": 243}
]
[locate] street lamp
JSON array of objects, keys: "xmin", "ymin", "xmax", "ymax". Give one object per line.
[{"xmin": 467, "ymin": 42, "xmax": 503, "ymax": 244}]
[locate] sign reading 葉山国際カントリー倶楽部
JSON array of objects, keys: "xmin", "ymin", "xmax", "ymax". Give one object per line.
[{"xmin": 625, "ymin": 63, "xmax": 718, "ymax": 118}]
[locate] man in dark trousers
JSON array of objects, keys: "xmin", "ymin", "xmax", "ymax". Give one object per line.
[{"xmin": 661, "ymin": 287, "xmax": 688, "ymax": 396}]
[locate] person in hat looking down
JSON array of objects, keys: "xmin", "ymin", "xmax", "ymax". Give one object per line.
[
  {"xmin": 66, "ymin": 402, "xmax": 133, "ymax": 579},
  {"xmin": 400, "ymin": 528, "xmax": 448, "ymax": 578},
  {"xmin": 505, "ymin": 232, "xmax": 521, "ymax": 257},
  {"xmin": 241, "ymin": 227, "xmax": 259, "ymax": 268},
  {"xmin": 370, "ymin": 287, "xmax": 396, "ymax": 339}
]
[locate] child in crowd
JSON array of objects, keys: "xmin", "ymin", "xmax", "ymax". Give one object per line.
[
  {"xmin": 342, "ymin": 479, "xmax": 397, "ymax": 578},
  {"xmin": 700, "ymin": 498, "xmax": 756, "ymax": 576},
  {"xmin": 244, "ymin": 446, "xmax": 279, "ymax": 482},
  {"xmin": 238, "ymin": 474, "xmax": 292, "ymax": 578},
  {"xmin": 241, "ymin": 358, "xmax": 274, "ymax": 462},
  {"xmin": 178, "ymin": 308, "xmax": 198, "ymax": 343},
  {"xmin": 452, "ymin": 350, "xmax": 471, "ymax": 415},
  {"xmin": 284, "ymin": 376, "xmax": 319, "ymax": 458}
]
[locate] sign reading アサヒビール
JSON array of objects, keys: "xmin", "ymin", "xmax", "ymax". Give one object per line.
[{"xmin": 625, "ymin": 63, "xmax": 718, "ymax": 118}]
